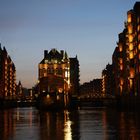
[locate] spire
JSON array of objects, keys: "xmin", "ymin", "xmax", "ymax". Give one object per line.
[
  {"xmin": 64, "ymin": 51, "xmax": 68, "ymax": 59},
  {"xmin": 3, "ymin": 46, "xmax": 7, "ymax": 53}
]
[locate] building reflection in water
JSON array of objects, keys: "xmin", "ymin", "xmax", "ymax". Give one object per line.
[
  {"xmin": 39, "ymin": 110, "xmax": 80, "ymax": 140},
  {"xmin": 0, "ymin": 109, "xmax": 16, "ymax": 140},
  {"xmin": 0, "ymin": 107, "xmax": 40, "ymax": 140},
  {"xmin": 0, "ymin": 108, "xmax": 140, "ymax": 140},
  {"xmin": 64, "ymin": 110, "xmax": 72, "ymax": 140},
  {"xmin": 105, "ymin": 109, "xmax": 140, "ymax": 140}
]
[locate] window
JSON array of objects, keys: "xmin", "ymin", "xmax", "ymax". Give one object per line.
[
  {"xmin": 129, "ymin": 51, "xmax": 134, "ymax": 59},
  {"xmin": 138, "ymin": 44, "xmax": 140, "ymax": 50},
  {"xmin": 47, "ymin": 68, "xmax": 51, "ymax": 74},
  {"xmin": 120, "ymin": 65, "xmax": 123, "ymax": 70},
  {"xmin": 58, "ymin": 68, "xmax": 62, "ymax": 75},
  {"xmin": 130, "ymin": 68, "xmax": 134, "ymax": 78},
  {"xmin": 128, "ymin": 35, "xmax": 133, "ymax": 42},
  {"xmin": 128, "ymin": 25, "xmax": 133, "ymax": 34},
  {"xmin": 119, "ymin": 45, "xmax": 123, "ymax": 52},
  {"xmin": 127, "ymin": 13, "xmax": 132, "ymax": 23},
  {"xmin": 129, "ymin": 43, "xmax": 133, "ymax": 51}
]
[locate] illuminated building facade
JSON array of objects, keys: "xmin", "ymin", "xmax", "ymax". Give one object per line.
[
  {"xmin": 37, "ymin": 49, "xmax": 80, "ymax": 108},
  {"xmin": 0, "ymin": 45, "xmax": 16, "ymax": 99},
  {"xmin": 38, "ymin": 49, "xmax": 70, "ymax": 94},
  {"xmin": 112, "ymin": 2, "xmax": 140, "ymax": 96}
]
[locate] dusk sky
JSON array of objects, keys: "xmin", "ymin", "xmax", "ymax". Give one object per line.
[{"xmin": 0, "ymin": 0, "xmax": 137, "ymax": 88}]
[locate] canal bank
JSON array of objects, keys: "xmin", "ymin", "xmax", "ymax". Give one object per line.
[{"xmin": 0, "ymin": 99, "xmax": 36, "ymax": 109}]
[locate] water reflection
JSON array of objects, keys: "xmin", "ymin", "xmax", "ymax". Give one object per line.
[
  {"xmin": 64, "ymin": 111, "xmax": 72, "ymax": 140},
  {"xmin": 0, "ymin": 107, "xmax": 140, "ymax": 140},
  {"xmin": 39, "ymin": 110, "xmax": 80, "ymax": 140}
]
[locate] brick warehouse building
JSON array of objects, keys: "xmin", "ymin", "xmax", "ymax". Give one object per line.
[
  {"xmin": 112, "ymin": 2, "xmax": 140, "ymax": 96},
  {"xmin": 37, "ymin": 49, "xmax": 79, "ymax": 108},
  {"xmin": 0, "ymin": 45, "xmax": 16, "ymax": 100}
]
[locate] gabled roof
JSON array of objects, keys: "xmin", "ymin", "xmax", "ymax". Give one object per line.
[{"xmin": 40, "ymin": 49, "xmax": 69, "ymax": 64}]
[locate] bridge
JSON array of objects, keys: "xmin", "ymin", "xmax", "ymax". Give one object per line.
[{"xmin": 77, "ymin": 93, "xmax": 116, "ymax": 107}]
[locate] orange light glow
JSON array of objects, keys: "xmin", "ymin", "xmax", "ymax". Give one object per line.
[
  {"xmin": 120, "ymin": 59, "xmax": 123, "ymax": 64},
  {"xmin": 129, "ymin": 35, "xmax": 133, "ymax": 42},
  {"xmin": 129, "ymin": 79, "xmax": 133, "ymax": 88},
  {"xmin": 120, "ymin": 78, "xmax": 123, "ymax": 85},
  {"xmin": 138, "ymin": 44, "xmax": 140, "ymax": 50},
  {"xmin": 138, "ymin": 25, "xmax": 140, "ymax": 31},
  {"xmin": 129, "ymin": 51, "xmax": 134, "ymax": 59},
  {"xmin": 127, "ymin": 13, "xmax": 132, "ymax": 23},
  {"xmin": 130, "ymin": 68, "xmax": 135, "ymax": 78},
  {"xmin": 129, "ymin": 43, "xmax": 133, "ymax": 51},
  {"xmin": 119, "ymin": 45, "xmax": 123, "ymax": 52},
  {"xmin": 128, "ymin": 25, "xmax": 133, "ymax": 34},
  {"xmin": 120, "ymin": 65, "xmax": 123, "ymax": 70}
]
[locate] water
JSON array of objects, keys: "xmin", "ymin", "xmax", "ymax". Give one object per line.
[{"xmin": 0, "ymin": 107, "xmax": 140, "ymax": 140}]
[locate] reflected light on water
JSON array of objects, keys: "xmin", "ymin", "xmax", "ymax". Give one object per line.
[
  {"xmin": 64, "ymin": 111, "xmax": 72, "ymax": 140},
  {"xmin": 16, "ymin": 108, "xmax": 20, "ymax": 121}
]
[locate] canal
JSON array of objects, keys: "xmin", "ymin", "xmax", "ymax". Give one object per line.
[{"xmin": 0, "ymin": 107, "xmax": 140, "ymax": 140}]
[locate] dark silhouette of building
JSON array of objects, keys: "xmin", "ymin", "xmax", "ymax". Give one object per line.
[
  {"xmin": 102, "ymin": 64, "xmax": 115, "ymax": 97},
  {"xmin": 16, "ymin": 81, "xmax": 25, "ymax": 100},
  {"xmin": 80, "ymin": 79, "xmax": 102, "ymax": 98},
  {"xmin": 70, "ymin": 56, "xmax": 80, "ymax": 96}
]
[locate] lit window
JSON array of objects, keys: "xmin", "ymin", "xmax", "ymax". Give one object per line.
[
  {"xmin": 120, "ymin": 78, "xmax": 123, "ymax": 85},
  {"xmin": 120, "ymin": 65, "xmax": 123, "ymax": 70},
  {"xmin": 129, "ymin": 43, "xmax": 133, "ymax": 51},
  {"xmin": 129, "ymin": 79, "xmax": 133, "ymax": 88},
  {"xmin": 58, "ymin": 88, "xmax": 63, "ymax": 93},
  {"xmin": 128, "ymin": 25, "xmax": 133, "ymax": 34},
  {"xmin": 120, "ymin": 85, "xmax": 123, "ymax": 93},
  {"xmin": 129, "ymin": 51, "xmax": 134, "ymax": 59},
  {"xmin": 57, "ymin": 95, "xmax": 60, "ymax": 100},
  {"xmin": 138, "ymin": 25, "xmax": 140, "ymax": 31},
  {"xmin": 127, "ymin": 13, "xmax": 132, "ymax": 23},
  {"xmin": 119, "ymin": 45, "xmax": 123, "ymax": 52},
  {"xmin": 127, "ymin": 14, "xmax": 132, "ymax": 23},
  {"xmin": 138, "ymin": 44, "xmax": 140, "ymax": 50},
  {"xmin": 46, "ymin": 94, "xmax": 50, "ymax": 99},
  {"xmin": 44, "ymin": 73, "xmax": 47, "ymax": 77},
  {"xmin": 120, "ymin": 59, "xmax": 123, "ymax": 64},
  {"xmin": 129, "ymin": 35, "xmax": 133, "ymax": 42},
  {"xmin": 130, "ymin": 68, "xmax": 134, "ymax": 78},
  {"xmin": 65, "ymin": 71, "xmax": 68, "ymax": 78}
]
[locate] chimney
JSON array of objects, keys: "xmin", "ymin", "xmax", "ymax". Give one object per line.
[
  {"xmin": 61, "ymin": 50, "xmax": 64, "ymax": 57},
  {"xmin": 44, "ymin": 50, "xmax": 48, "ymax": 58}
]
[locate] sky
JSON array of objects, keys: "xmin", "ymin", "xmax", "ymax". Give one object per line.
[{"xmin": 0, "ymin": 0, "xmax": 138, "ymax": 88}]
